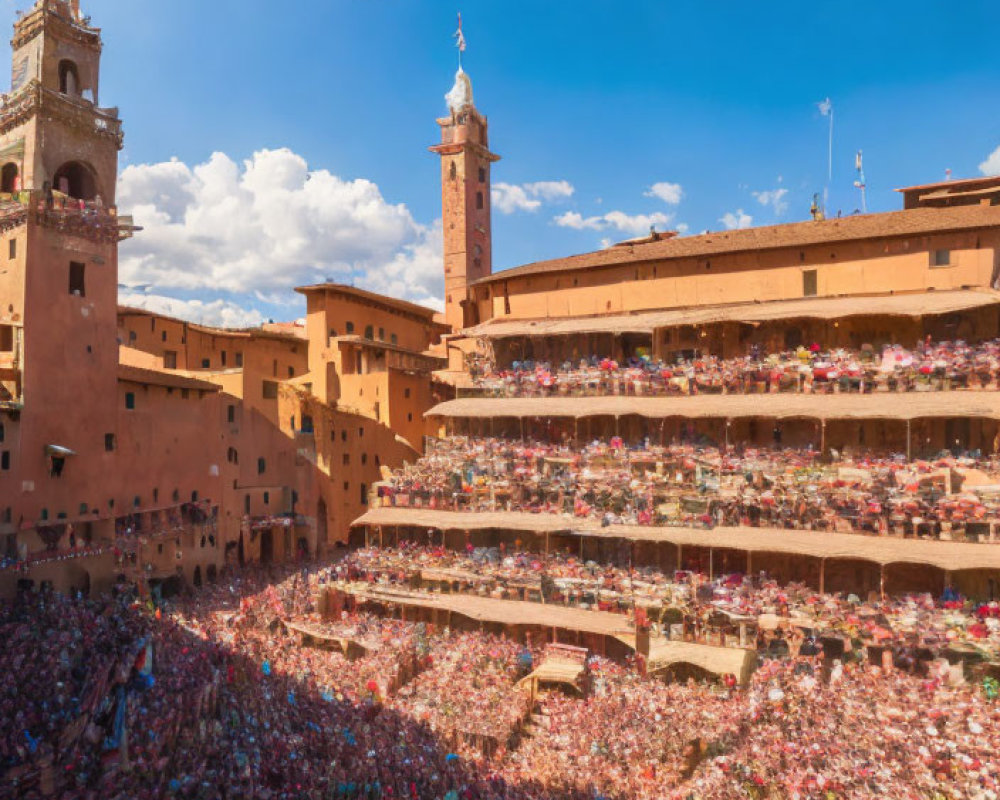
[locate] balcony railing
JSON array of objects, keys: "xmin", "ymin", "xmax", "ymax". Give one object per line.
[
  {"xmin": 0, "ymin": 191, "xmax": 139, "ymax": 242},
  {"xmin": 0, "ymin": 80, "xmax": 123, "ymax": 148}
]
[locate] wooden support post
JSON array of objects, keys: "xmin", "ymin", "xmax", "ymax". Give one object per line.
[
  {"xmin": 906, "ymin": 419, "xmax": 912, "ymax": 462},
  {"xmin": 820, "ymin": 419, "xmax": 826, "ymax": 455},
  {"xmin": 579, "ymin": 536, "xmax": 584, "ymax": 560},
  {"xmin": 378, "ymin": 526, "xmax": 383, "ymax": 548},
  {"xmin": 709, "ymin": 548, "xmax": 714, "ymax": 581},
  {"xmin": 545, "ymin": 531, "xmax": 550, "ymax": 555},
  {"xmin": 677, "ymin": 543, "xmax": 683, "ymax": 572},
  {"xmin": 747, "ymin": 550, "xmax": 753, "ymax": 576},
  {"xmin": 819, "ymin": 558, "xmax": 826, "ymax": 595},
  {"xmin": 879, "ymin": 564, "xmax": 886, "ymax": 601}
]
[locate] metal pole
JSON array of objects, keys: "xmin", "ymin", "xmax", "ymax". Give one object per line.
[{"xmin": 906, "ymin": 419, "xmax": 912, "ymax": 461}]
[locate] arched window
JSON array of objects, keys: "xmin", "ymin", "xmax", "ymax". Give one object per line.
[
  {"xmin": 52, "ymin": 161, "xmax": 98, "ymax": 201},
  {"xmin": 58, "ymin": 60, "xmax": 79, "ymax": 96},
  {"xmin": 1, "ymin": 163, "xmax": 18, "ymax": 194},
  {"xmin": 363, "ymin": 324, "xmax": 374, "ymax": 340},
  {"xmin": 449, "ymin": 162, "xmax": 457, "ymax": 180}
]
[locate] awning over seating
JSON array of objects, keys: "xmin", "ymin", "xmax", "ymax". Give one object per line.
[
  {"xmin": 463, "ymin": 289, "xmax": 1000, "ymax": 339},
  {"xmin": 647, "ymin": 640, "xmax": 757, "ymax": 685},
  {"xmin": 426, "ymin": 392, "xmax": 1000, "ymax": 421},
  {"xmin": 352, "ymin": 507, "xmax": 1000, "ymax": 572}
]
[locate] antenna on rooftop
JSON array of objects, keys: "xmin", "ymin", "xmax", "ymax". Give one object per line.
[
  {"xmin": 853, "ymin": 150, "xmax": 867, "ymax": 214},
  {"xmin": 817, "ymin": 98, "xmax": 833, "ymax": 215}
]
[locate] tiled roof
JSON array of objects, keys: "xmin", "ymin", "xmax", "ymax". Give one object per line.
[
  {"xmin": 474, "ymin": 205, "xmax": 1000, "ymax": 286},
  {"xmin": 117, "ymin": 364, "xmax": 221, "ymax": 392},
  {"xmin": 295, "ymin": 283, "xmax": 443, "ymax": 321}
]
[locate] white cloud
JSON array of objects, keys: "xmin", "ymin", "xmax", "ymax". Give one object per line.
[
  {"xmin": 118, "ymin": 291, "xmax": 265, "ymax": 328},
  {"xmin": 117, "ymin": 148, "xmax": 443, "ymax": 310},
  {"xmin": 752, "ymin": 187, "xmax": 789, "ymax": 216},
  {"xmin": 491, "ymin": 180, "xmax": 574, "ymax": 214},
  {"xmin": 554, "ymin": 210, "xmax": 673, "ymax": 236},
  {"xmin": 719, "ymin": 209, "xmax": 753, "ymax": 230},
  {"xmin": 980, "ymin": 146, "xmax": 1000, "ymax": 176},
  {"xmin": 358, "ymin": 219, "xmax": 444, "ymax": 311},
  {"xmin": 645, "ymin": 181, "xmax": 683, "ymax": 205}
]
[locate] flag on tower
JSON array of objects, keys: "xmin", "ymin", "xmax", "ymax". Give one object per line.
[
  {"xmin": 817, "ymin": 97, "xmax": 832, "ymax": 116},
  {"xmin": 454, "ymin": 13, "xmax": 467, "ymax": 52}
]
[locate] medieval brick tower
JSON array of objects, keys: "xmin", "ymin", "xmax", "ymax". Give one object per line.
[
  {"xmin": 430, "ymin": 67, "xmax": 499, "ymax": 332},
  {"xmin": 0, "ymin": 0, "xmax": 127, "ymax": 531}
]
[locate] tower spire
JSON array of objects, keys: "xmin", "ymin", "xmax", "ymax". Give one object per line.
[{"xmin": 453, "ymin": 13, "xmax": 466, "ymax": 69}]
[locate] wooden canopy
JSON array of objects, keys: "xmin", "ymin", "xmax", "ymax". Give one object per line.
[
  {"xmin": 353, "ymin": 507, "xmax": 1000, "ymax": 573},
  {"xmin": 426, "ymin": 393, "xmax": 1000, "ymax": 421}
]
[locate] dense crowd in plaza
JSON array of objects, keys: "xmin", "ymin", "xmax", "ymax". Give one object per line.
[
  {"xmin": 470, "ymin": 337, "xmax": 1000, "ymax": 398},
  {"xmin": 4, "ymin": 558, "xmax": 1000, "ymax": 799},
  {"xmin": 374, "ymin": 436, "xmax": 1000, "ymax": 540}
]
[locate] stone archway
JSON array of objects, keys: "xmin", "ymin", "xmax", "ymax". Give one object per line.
[{"xmin": 53, "ymin": 160, "xmax": 99, "ymax": 200}]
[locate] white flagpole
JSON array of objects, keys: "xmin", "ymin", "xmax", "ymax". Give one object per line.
[{"xmin": 826, "ymin": 103, "xmax": 833, "ymax": 216}]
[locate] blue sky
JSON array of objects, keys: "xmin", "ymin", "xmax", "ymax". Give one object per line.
[{"xmin": 5, "ymin": 0, "xmax": 1000, "ymax": 325}]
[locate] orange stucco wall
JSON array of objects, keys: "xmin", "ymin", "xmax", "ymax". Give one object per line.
[{"xmin": 472, "ymin": 230, "xmax": 1000, "ymax": 323}]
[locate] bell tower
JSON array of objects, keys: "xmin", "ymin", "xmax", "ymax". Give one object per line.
[
  {"xmin": 0, "ymin": 0, "xmax": 128, "ymax": 526},
  {"xmin": 430, "ymin": 67, "xmax": 499, "ymax": 332}
]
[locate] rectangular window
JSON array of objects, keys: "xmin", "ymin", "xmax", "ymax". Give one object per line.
[
  {"xmin": 0, "ymin": 325, "xmax": 13, "ymax": 352},
  {"xmin": 257, "ymin": 457, "xmax": 266, "ymax": 474},
  {"xmin": 227, "ymin": 404, "xmax": 236, "ymax": 423},
  {"xmin": 287, "ymin": 365, "xmax": 294, "ymax": 378},
  {"xmin": 235, "ymin": 352, "xmax": 244, "ymax": 367},
  {"xmin": 272, "ymin": 359, "xmax": 278, "ymax": 377},
  {"xmin": 360, "ymin": 483, "xmax": 368, "ymax": 505},
  {"xmin": 345, "ymin": 321, "xmax": 354, "ymax": 334},
  {"xmin": 802, "ymin": 269, "xmax": 817, "ymax": 297},
  {"xmin": 342, "ymin": 453, "xmax": 350, "ymax": 466},
  {"xmin": 69, "ymin": 261, "xmax": 85, "ymax": 296},
  {"xmin": 200, "ymin": 358, "xmax": 210, "ymax": 369},
  {"xmin": 104, "ymin": 433, "xmax": 115, "ymax": 452},
  {"xmin": 378, "ymin": 327, "xmax": 385, "ymax": 341},
  {"xmin": 931, "ymin": 249, "xmax": 952, "ymax": 267},
  {"xmin": 8, "ymin": 238, "xmax": 15, "ymax": 259},
  {"xmin": 263, "ymin": 491, "xmax": 269, "ymax": 505},
  {"xmin": 221, "ymin": 351, "xmax": 227, "ymax": 367},
  {"xmin": 262, "ymin": 380, "xmax": 278, "ymax": 399},
  {"xmin": 161, "ymin": 330, "xmax": 167, "ymax": 342},
  {"xmin": 1, "ymin": 451, "xmax": 9, "ymax": 470},
  {"xmin": 124, "ymin": 392, "xmax": 135, "ymax": 410},
  {"xmin": 163, "ymin": 351, "xmax": 177, "ymax": 369}
]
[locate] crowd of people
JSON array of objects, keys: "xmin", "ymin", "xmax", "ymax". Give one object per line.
[
  {"xmin": 5, "ymin": 556, "xmax": 1000, "ymax": 799},
  {"xmin": 469, "ymin": 337, "xmax": 1000, "ymax": 398},
  {"xmin": 373, "ymin": 436, "xmax": 1000, "ymax": 540}
]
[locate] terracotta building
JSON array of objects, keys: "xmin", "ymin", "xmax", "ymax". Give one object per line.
[{"xmin": 0, "ymin": 1, "xmax": 448, "ymax": 597}]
